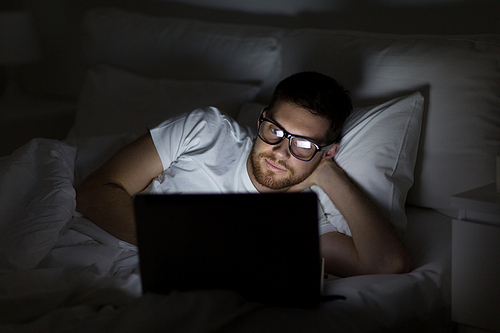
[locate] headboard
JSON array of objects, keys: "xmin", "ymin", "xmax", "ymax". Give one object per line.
[{"xmin": 70, "ymin": 8, "xmax": 500, "ymax": 216}]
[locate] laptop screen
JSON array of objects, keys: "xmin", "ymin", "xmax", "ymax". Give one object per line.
[{"xmin": 135, "ymin": 192, "xmax": 321, "ymax": 308}]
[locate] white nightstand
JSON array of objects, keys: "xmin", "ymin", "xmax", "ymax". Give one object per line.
[
  {"xmin": 451, "ymin": 183, "xmax": 500, "ymax": 332},
  {"xmin": 0, "ymin": 97, "xmax": 76, "ymax": 156}
]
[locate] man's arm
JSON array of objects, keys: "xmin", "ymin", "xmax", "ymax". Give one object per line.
[
  {"xmin": 76, "ymin": 133, "xmax": 164, "ymax": 245},
  {"xmin": 292, "ymin": 158, "xmax": 410, "ymax": 277}
]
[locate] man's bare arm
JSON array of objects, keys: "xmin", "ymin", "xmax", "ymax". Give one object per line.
[
  {"xmin": 76, "ymin": 133, "xmax": 164, "ymax": 245},
  {"xmin": 291, "ymin": 157, "xmax": 410, "ymax": 277},
  {"xmin": 318, "ymin": 160, "xmax": 410, "ymax": 276}
]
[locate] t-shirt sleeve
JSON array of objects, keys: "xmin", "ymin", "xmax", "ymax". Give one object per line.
[{"xmin": 149, "ymin": 107, "xmax": 224, "ymax": 171}]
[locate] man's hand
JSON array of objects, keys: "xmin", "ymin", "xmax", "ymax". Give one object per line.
[{"xmin": 288, "ymin": 157, "xmax": 346, "ymax": 193}]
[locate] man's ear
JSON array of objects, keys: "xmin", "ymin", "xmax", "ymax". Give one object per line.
[{"xmin": 322, "ymin": 143, "xmax": 339, "ymax": 160}]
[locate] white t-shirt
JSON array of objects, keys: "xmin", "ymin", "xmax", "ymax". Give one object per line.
[{"xmin": 148, "ymin": 107, "xmax": 350, "ymax": 236}]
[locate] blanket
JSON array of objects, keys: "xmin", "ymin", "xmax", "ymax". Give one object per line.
[{"xmin": 0, "ymin": 138, "xmax": 453, "ymax": 332}]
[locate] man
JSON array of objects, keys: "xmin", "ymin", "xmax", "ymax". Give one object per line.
[{"xmin": 76, "ymin": 72, "xmax": 409, "ymax": 277}]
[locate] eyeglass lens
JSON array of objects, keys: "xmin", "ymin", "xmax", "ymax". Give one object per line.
[{"xmin": 259, "ymin": 120, "xmax": 317, "ymax": 160}]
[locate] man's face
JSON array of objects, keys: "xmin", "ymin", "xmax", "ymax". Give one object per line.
[{"xmin": 247, "ymin": 101, "xmax": 335, "ymax": 193}]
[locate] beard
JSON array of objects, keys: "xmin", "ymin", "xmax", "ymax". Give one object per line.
[{"xmin": 249, "ymin": 144, "xmax": 319, "ymax": 191}]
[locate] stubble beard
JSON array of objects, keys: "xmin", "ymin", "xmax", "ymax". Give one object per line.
[{"xmin": 249, "ymin": 144, "xmax": 317, "ymax": 191}]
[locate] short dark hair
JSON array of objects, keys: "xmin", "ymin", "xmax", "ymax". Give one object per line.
[{"xmin": 268, "ymin": 72, "xmax": 352, "ymax": 143}]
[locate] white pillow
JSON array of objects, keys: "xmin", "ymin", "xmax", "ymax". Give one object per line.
[
  {"xmin": 334, "ymin": 92, "xmax": 424, "ymax": 237},
  {"xmin": 280, "ymin": 31, "xmax": 500, "ymax": 210},
  {"xmin": 65, "ymin": 133, "xmax": 138, "ymax": 187},
  {"xmin": 237, "ymin": 92, "xmax": 424, "ymax": 237},
  {"xmin": 69, "ymin": 65, "xmax": 261, "ymax": 138}
]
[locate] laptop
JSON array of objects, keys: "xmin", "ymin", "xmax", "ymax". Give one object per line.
[{"xmin": 134, "ymin": 192, "xmax": 323, "ymax": 308}]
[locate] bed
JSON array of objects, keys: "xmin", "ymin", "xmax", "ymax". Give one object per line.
[{"xmin": 1, "ymin": 7, "xmax": 499, "ymax": 332}]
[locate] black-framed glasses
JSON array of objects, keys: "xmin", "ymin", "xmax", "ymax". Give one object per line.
[{"xmin": 257, "ymin": 108, "xmax": 335, "ymax": 162}]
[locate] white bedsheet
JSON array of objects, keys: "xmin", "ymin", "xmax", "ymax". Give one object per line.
[{"xmin": 0, "ymin": 138, "xmax": 453, "ymax": 332}]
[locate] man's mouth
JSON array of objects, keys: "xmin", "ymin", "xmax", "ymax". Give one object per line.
[{"xmin": 264, "ymin": 158, "xmax": 288, "ymax": 173}]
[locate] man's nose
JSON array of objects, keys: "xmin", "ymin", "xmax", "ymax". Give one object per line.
[{"xmin": 272, "ymin": 139, "xmax": 290, "ymax": 158}]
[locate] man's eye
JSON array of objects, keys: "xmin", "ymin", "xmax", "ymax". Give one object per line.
[
  {"xmin": 271, "ymin": 127, "xmax": 284, "ymax": 137},
  {"xmin": 294, "ymin": 140, "xmax": 313, "ymax": 149}
]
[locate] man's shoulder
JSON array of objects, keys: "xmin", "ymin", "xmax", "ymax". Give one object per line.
[
  {"xmin": 153, "ymin": 107, "xmax": 224, "ymax": 132},
  {"xmin": 188, "ymin": 106, "xmax": 222, "ymax": 119},
  {"xmin": 151, "ymin": 106, "xmax": 253, "ymax": 147},
  {"xmin": 188, "ymin": 107, "xmax": 253, "ymax": 138},
  {"xmin": 184, "ymin": 107, "xmax": 230, "ymax": 128}
]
